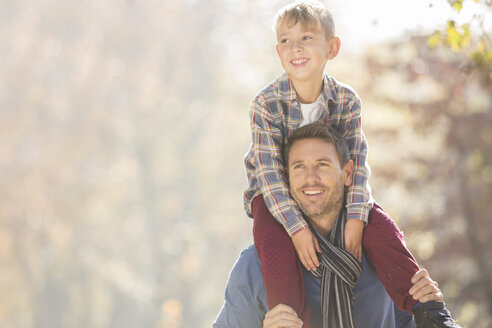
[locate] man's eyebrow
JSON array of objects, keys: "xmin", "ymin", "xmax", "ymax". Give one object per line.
[
  {"xmin": 289, "ymin": 159, "xmax": 303, "ymax": 166},
  {"xmin": 289, "ymin": 157, "xmax": 334, "ymax": 165}
]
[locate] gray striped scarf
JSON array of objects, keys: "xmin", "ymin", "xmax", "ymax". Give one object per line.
[{"xmin": 308, "ymin": 210, "xmax": 363, "ymax": 328}]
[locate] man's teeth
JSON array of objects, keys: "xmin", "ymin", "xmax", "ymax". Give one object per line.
[{"xmin": 304, "ymin": 190, "xmax": 322, "ymax": 195}]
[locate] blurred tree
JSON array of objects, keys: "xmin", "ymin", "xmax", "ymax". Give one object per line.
[
  {"xmin": 0, "ymin": 0, "xmax": 252, "ymax": 327},
  {"xmin": 428, "ymin": 0, "xmax": 492, "ymax": 85},
  {"xmin": 363, "ymin": 34, "xmax": 492, "ymax": 327}
]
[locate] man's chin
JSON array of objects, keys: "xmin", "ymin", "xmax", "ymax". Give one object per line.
[{"xmin": 299, "ymin": 204, "xmax": 325, "ymax": 218}]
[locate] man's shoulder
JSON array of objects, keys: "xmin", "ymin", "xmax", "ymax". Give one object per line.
[
  {"xmin": 213, "ymin": 246, "xmax": 266, "ymax": 328},
  {"xmin": 228, "ymin": 245, "xmax": 262, "ymax": 285},
  {"xmin": 225, "ymin": 245, "xmax": 267, "ymax": 311}
]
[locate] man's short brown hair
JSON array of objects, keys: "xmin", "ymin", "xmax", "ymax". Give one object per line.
[{"xmin": 283, "ymin": 123, "xmax": 350, "ymax": 167}]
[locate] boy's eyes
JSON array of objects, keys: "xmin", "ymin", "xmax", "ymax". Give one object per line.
[{"xmin": 279, "ymin": 34, "xmax": 313, "ymax": 44}]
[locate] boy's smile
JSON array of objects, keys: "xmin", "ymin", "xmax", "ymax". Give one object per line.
[{"xmin": 276, "ymin": 21, "xmax": 339, "ymax": 87}]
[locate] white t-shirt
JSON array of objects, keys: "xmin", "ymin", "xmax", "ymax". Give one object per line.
[{"xmin": 299, "ymin": 95, "xmax": 322, "ymax": 127}]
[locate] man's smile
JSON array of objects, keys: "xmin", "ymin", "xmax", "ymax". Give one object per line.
[
  {"xmin": 303, "ymin": 189, "xmax": 323, "ymax": 195},
  {"xmin": 300, "ymin": 183, "xmax": 327, "ymax": 198}
]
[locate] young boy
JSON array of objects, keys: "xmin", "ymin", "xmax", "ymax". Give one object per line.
[{"xmin": 243, "ymin": 1, "xmax": 460, "ymax": 327}]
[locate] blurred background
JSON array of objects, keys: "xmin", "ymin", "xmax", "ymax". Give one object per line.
[{"xmin": 1, "ymin": 0, "xmax": 491, "ymax": 327}]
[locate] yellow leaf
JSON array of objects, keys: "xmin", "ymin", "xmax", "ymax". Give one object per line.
[
  {"xmin": 486, "ymin": 50, "xmax": 492, "ymax": 61},
  {"xmin": 427, "ymin": 32, "xmax": 442, "ymax": 48},
  {"xmin": 446, "ymin": 24, "xmax": 462, "ymax": 51},
  {"xmin": 452, "ymin": 1, "xmax": 463, "ymax": 12},
  {"xmin": 477, "ymin": 41, "xmax": 485, "ymax": 53},
  {"xmin": 461, "ymin": 24, "xmax": 471, "ymax": 47}
]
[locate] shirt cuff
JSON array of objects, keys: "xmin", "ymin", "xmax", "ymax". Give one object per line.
[
  {"xmin": 346, "ymin": 202, "xmax": 373, "ymax": 224},
  {"xmin": 288, "ymin": 223, "xmax": 309, "ymax": 237}
]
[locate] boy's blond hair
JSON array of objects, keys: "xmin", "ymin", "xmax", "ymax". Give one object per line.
[{"xmin": 273, "ymin": 1, "xmax": 335, "ymax": 39}]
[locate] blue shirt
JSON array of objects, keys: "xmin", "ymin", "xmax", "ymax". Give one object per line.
[{"xmin": 213, "ymin": 245, "xmax": 415, "ymax": 328}]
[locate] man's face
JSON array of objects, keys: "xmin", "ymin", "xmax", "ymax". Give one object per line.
[{"xmin": 287, "ymin": 138, "xmax": 352, "ymax": 219}]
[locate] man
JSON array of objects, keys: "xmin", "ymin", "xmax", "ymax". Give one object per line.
[{"xmin": 213, "ymin": 123, "xmax": 459, "ymax": 328}]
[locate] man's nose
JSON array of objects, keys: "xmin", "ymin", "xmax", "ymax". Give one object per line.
[{"xmin": 305, "ymin": 167, "xmax": 320, "ymax": 182}]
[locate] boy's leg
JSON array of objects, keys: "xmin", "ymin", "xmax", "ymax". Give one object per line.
[
  {"xmin": 363, "ymin": 203, "xmax": 462, "ymax": 328},
  {"xmin": 252, "ymin": 195, "xmax": 311, "ymax": 328},
  {"xmin": 362, "ymin": 203, "xmax": 420, "ymax": 313}
]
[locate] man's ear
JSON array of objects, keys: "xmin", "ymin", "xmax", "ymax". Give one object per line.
[
  {"xmin": 342, "ymin": 160, "xmax": 353, "ymax": 187},
  {"xmin": 326, "ymin": 37, "xmax": 341, "ymax": 60}
]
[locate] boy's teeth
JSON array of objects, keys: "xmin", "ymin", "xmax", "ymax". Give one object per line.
[{"xmin": 292, "ymin": 58, "xmax": 308, "ymax": 64}]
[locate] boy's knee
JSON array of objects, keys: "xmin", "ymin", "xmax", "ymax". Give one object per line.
[{"xmin": 365, "ymin": 205, "xmax": 404, "ymax": 243}]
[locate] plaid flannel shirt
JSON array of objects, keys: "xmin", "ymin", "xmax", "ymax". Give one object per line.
[{"xmin": 243, "ymin": 73, "xmax": 372, "ymax": 236}]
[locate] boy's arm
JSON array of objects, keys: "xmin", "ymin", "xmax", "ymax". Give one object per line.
[
  {"xmin": 340, "ymin": 92, "xmax": 371, "ymax": 260},
  {"xmin": 340, "ymin": 93, "xmax": 372, "ymax": 223},
  {"xmin": 250, "ymin": 95, "xmax": 307, "ymax": 236}
]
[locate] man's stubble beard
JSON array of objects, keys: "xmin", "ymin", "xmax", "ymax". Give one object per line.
[{"xmin": 293, "ymin": 177, "xmax": 345, "ymax": 221}]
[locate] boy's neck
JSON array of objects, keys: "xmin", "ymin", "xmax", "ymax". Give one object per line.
[{"xmin": 291, "ymin": 75, "xmax": 324, "ymax": 104}]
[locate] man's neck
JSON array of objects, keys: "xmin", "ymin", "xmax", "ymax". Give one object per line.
[
  {"xmin": 308, "ymin": 203, "xmax": 343, "ymax": 237},
  {"xmin": 292, "ymin": 75, "xmax": 324, "ymax": 104}
]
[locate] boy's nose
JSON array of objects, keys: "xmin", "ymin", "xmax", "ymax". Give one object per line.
[{"xmin": 292, "ymin": 40, "xmax": 303, "ymax": 52}]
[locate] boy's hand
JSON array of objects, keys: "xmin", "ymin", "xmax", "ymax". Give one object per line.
[
  {"xmin": 409, "ymin": 268, "xmax": 443, "ymax": 303},
  {"xmin": 291, "ymin": 228, "xmax": 321, "ymax": 271},
  {"xmin": 344, "ymin": 219, "xmax": 364, "ymax": 261}
]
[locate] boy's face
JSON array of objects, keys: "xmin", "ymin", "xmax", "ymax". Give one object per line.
[{"xmin": 276, "ymin": 21, "xmax": 340, "ymax": 85}]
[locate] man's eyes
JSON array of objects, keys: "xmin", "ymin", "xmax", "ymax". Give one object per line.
[{"xmin": 293, "ymin": 163, "xmax": 330, "ymax": 169}]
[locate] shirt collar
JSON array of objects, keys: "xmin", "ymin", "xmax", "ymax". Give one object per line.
[{"xmin": 278, "ymin": 73, "xmax": 339, "ymax": 104}]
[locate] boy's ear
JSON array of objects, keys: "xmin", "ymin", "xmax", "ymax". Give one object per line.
[
  {"xmin": 276, "ymin": 44, "xmax": 280, "ymax": 57},
  {"xmin": 326, "ymin": 37, "xmax": 341, "ymax": 60}
]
